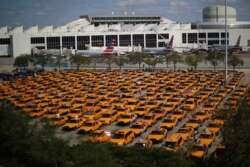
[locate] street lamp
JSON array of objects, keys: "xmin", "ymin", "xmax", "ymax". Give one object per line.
[{"xmin": 225, "ymin": 0, "xmax": 228, "ymax": 85}]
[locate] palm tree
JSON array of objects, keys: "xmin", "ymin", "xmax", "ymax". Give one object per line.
[
  {"xmin": 69, "ymin": 54, "xmax": 90, "ymax": 71},
  {"xmin": 127, "ymin": 52, "xmax": 150, "ymax": 70},
  {"xmin": 13, "ymin": 54, "xmax": 32, "ymax": 70},
  {"xmin": 168, "ymin": 51, "xmax": 183, "ymax": 71},
  {"xmin": 228, "ymin": 54, "xmax": 244, "ymax": 70}
]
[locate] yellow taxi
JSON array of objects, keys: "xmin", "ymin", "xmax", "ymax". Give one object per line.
[
  {"xmin": 48, "ymin": 116, "xmax": 68, "ymax": 126},
  {"xmin": 217, "ymin": 89, "xmax": 228, "ymax": 98},
  {"xmin": 187, "ymin": 143, "xmax": 207, "ymax": 158},
  {"xmin": 129, "ymin": 121, "xmax": 148, "ymax": 136},
  {"xmin": 161, "ymin": 103, "xmax": 175, "ymax": 113},
  {"xmin": 160, "ymin": 116, "xmax": 178, "ymax": 129},
  {"xmin": 185, "ymin": 117, "xmax": 202, "ymax": 131},
  {"xmin": 151, "ymin": 108, "xmax": 168, "ymax": 120},
  {"xmin": 126, "ymin": 98, "xmax": 140, "ymax": 110},
  {"xmin": 83, "ymin": 99, "xmax": 100, "ymax": 111},
  {"xmin": 133, "ymin": 106, "xmax": 150, "ymax": 117},
  {"xmin": 114, "ymin": 105, "xmax": 130, "ymax": 115},
  {"xmin": 168, "ymin": 98, "xmax": 182, "ymax": 108},
  {"xmin": 117, "ymin": 113, "xmax": 137, "ymax": 125},
  {"xmin": 67, "ymin": 108, "xmax": 84, "ymax": 119},
  {"xmin": 198, "ymin": 130, "xmax": 216, "ymax": 147},
  {"xmin": 99, "ymin": 101, "xmax": 112, "ymax": 113},
  {"xmin": 86, "ymin": 130, "xmax": 111, "ymax": 143},
  {"xmin": 57, "ymin": 104, "xmax": 71, "ymax": 115},
  {"xmin": 62, "ymin": 117, "xmax": 85, "ymax": 130},
  {"xmin": 28, "ymin": 108, "xmax": 48, "ymax": 118},
  {"xmin": 193, "ymin": 111, "xmax": 212, "ymax": 122},
  {"xmin": 145, "ymin": 100, "xmax": 161, "ymax": 110},
  {"xmin": 161, "ymin": 93, "xmax": 173, "ymax": 101},
  {"xmin": 147, "ymin": 128, "xmax": 167, "ymax": 143},
  {"xmin": 110, "ymin": 129, "xmax": 135, "ymax": 147},
  {"xmin": 78, "ymin": 120, "xmax": 102, "ymax": 134},
  {"xmin": 207, "ymin": 121, "xmax": 223, "ymax": 135},
  {"xmin": 83, "ymin": 106, "xmax": 103, "ymax": 121},
  {"xmin": 44, "ymin": 108, "xmax": 61, "ymax": 119},
  {"xmin": 140, "ymin": 113, "xmax": 157, "ymax": 127},
  {"xmin": 176, "ymin": 127, "xmax": 194, "ymax": 141},
  {"xmin": 209, "ymin": 94, "xmax": 223, "ymax": 104},
  {"xmin": 99, "ymin": 110, "xmax": 120, "ymax": 125},
  {"xmin": 183, "ymin": 98, "xmax": 197, "ymax": 111},
  {"xmin": 201, "ymin": 102, "xmax": 217, "ymax": 112},
  {"xmin": 172, "ymin": 110, "xmax": 186, "ymax": 121},
  {"xmin": 163, "ymin": 134, "xmax": 185, "ymax": 152}
]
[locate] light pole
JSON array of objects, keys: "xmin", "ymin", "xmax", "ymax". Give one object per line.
[{"xmin": 225, "ymin": 0, "xmax": 228, "ymax": 85}]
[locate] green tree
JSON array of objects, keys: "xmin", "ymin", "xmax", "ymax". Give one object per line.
[
  {"xmin": 114, "ymin": 55, "xmax": 127, "ymax": 71},
  {"xmin": 209, "ymin": 99, "xmax": 250, "ymax": 167},
  {"xmin": 13, "ymin": 54, "xmax": 32, "ymax": 70},
  {"xmin": 184, "ymin": 53, "xmax": 203, "ymax": 70},
  {"xmin": 89, "ymin": 56, "xmax": 101, "ymax": 71},
  {"xmin": 127, "ymin": 52, "xmax": 150, "ymax": 70},
  {"xmin": 205, "ymin": 50, "xmax": 224, "ymax": 70},
  {"xmin": 70, "ymin": 142, "xmax": 120, "ymax": 167},
  {"xmin": 165, "ymin": 54, "xmax": 171, "ymax": 68},
  {"xmin": 70, "ymin": 54, "xmax": 90, "ymax": 71},
  {"xmin": 144, "ymin": 56, "xmax": 164, "ymax": 71},
  {"xmin": 32, "ymin": 52, "xmax": 53, "ymax": 70},
  {"xmin": 55, "ymin": 55, "xmax": 63, "ymax": 71},
  {"xmin": 0, "ymin": 100, "xmax": 71, "ymax": 167},
  {"xmin": 102, "ymin": 55, "xmax": 115, "ymax": 71},
  {"xmin": 168, "ymin": 52, "xmax": 183, "ymax": 71},
  {"xmin": 228, "ymin": 54, "xmax": 244, "ymax": 70}
]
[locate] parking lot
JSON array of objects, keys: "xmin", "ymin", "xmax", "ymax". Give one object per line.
[{"xmin": 0, "ymin": 69, "xmax": 248, "ymax": 158}]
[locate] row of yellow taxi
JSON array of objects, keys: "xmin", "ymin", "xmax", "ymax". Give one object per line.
[{"xmin": 0, "ymin": 70, "xmax": 248, "ymax": 157}]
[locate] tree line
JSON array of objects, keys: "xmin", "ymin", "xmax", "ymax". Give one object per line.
[{"xmin": 13, "ymin": 51, "xmax": 244, "ymax": 72}]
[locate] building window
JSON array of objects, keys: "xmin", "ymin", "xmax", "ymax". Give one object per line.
[
  {"xmin": 221, "ymin": 32, "xmax": 229, "ymax": 38},
  {"xmin": 105, "ymin": 35, "xmax": 117, "ymax": 47},
  {"xmin": 31, "ymin": 37, "xmax": 45, "ymax": 44},
  {"xmin": 35, "ymin": 46, "xmax": 45, "ymax": 50},
  {"xmin": 62, "ymin": 36, "xmax": 75, "ymax": 49},
  {"xmin": 146, "ymin": 34, "xmax": 157, "ymax": 48},
  {"xmin": 208, "ymin": 33, "xmax": 219, "ymax": 38},
  {"xmin": 221, "ymin": 40, "xmax": 229, "ymax": 45},
  {"xmin": 47, "ymin": 37, "xmax": 60, "ymax": 49},
  {"xmin": 158, "ymin": 34, "xmax": 169, "ymax": 40},
  {"xmin": 91, "ymin": 35, "xmax": 104, "ymax": 47},
  {"xmin": 208, "ymin": 40, "xmax": 220, "ymax": 45},
  {"xmin": 133, "ymin": 34, "xmax": 144, "ymax": 47},
  {"xmin": 158, "ymin": 42, "xmax": 166, "ymax": 47},
  {"xmin": 248, "ymin": 40, "xmax": 250, "ymax": 46},
  {"xmin": 188, "ymin": 33, "xmax": 197, "ymax": 44},
  {"xmin": 119, "ymin": 35, "xmax": 131, "ymax": 47},
  {"xmin": 198, "ymin": 33, "xmax": 206, "ymax": 38},
  {"xmin": 182, "ymin": 33, "xmax": 187, "ymax": 44},
  {"xmin": 77, "ymin": 36, "xmax": 90, "ymax": 50},
  {"xmin": 0, "ymin": 38, "xmax": 10, "ymax": 45}
]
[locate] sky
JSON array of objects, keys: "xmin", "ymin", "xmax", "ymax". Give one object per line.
[{"xmin": 0, "ymin": 0, "xmax": 249, "ymax": 28}]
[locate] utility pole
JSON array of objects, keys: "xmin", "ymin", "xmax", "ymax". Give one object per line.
[{"xmin": 225, "ymin": 0, "xmax": 228, "ymax": 85}]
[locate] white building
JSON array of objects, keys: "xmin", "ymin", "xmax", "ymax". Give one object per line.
[{"xmin": 0, "ymin": 5, "xmax": 250, "ymax": 58}]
